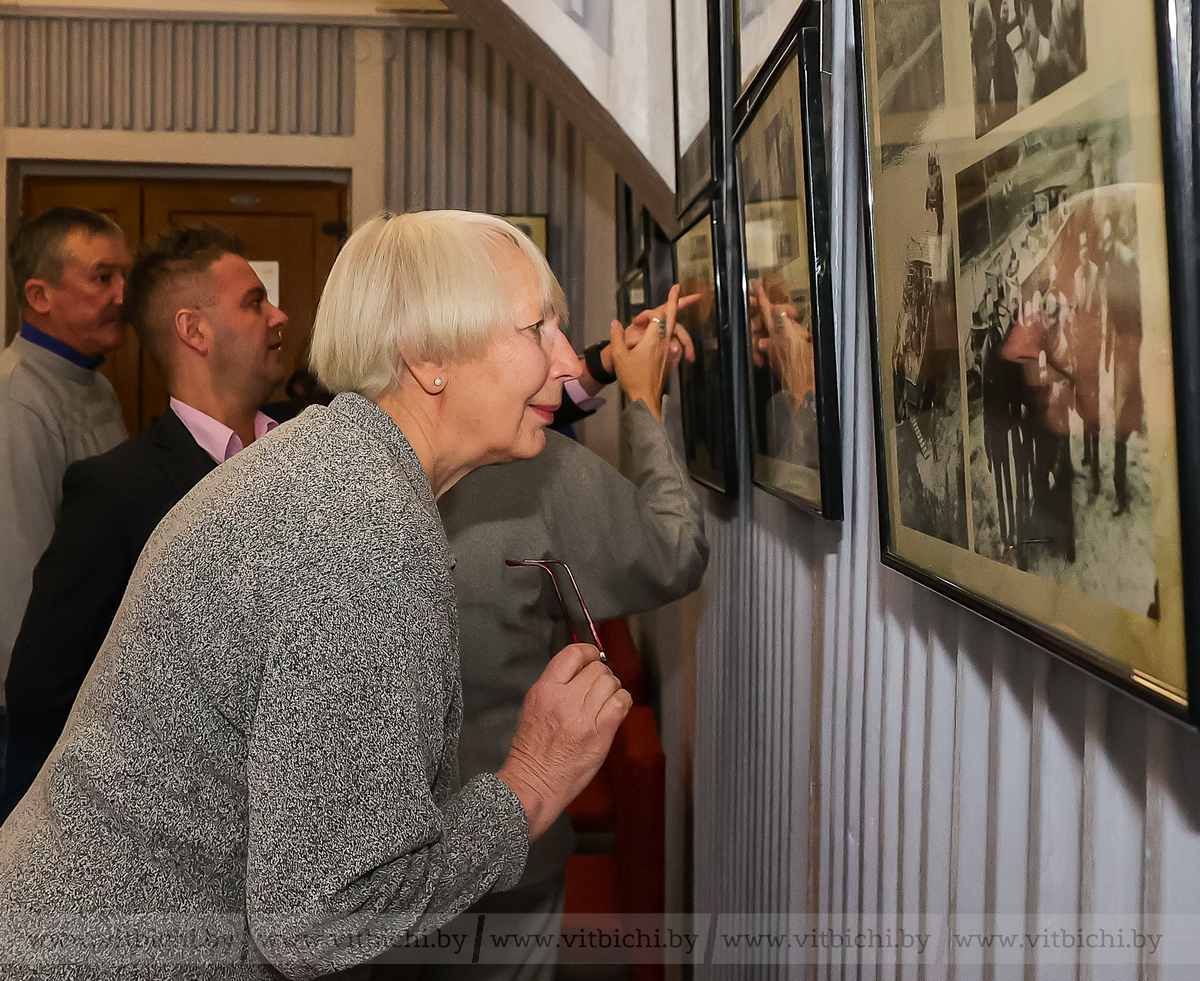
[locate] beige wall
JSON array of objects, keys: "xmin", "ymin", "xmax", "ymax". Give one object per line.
[
  {"xmin": 378, "ymin": 23, "xmax": 594, "ymax": 349},
  {"xmin": 0, "ymin": 4, "xmax": 599, "ymax": 342},
  {"xmin": 0, "ymin": 11, "xmax": 388, "ymax": 332}
]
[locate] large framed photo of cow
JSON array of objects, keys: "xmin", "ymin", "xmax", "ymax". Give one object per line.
[{"xmin": 855, "ymin": 0, "xmax": 1200, "ymax": 722}]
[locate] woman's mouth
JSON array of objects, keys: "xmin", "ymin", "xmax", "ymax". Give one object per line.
[{"xmin": 528, "ymin": 404, "xmax": 558, "ymax": 425}]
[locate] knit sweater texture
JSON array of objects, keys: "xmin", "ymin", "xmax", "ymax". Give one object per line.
[
  {"xmin": 0, "ymin": 392, "xmax": 529, "ymax": 979},
  {"xmin": 0, "ymin": 335, "xmax": 125, "ymax": 698}
]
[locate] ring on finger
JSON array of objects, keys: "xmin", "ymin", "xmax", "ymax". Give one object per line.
[{"xmin": 649, "ymin": 315, "xmax": 667, "ymax": 339}]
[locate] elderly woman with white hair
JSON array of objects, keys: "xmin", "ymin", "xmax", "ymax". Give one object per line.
[{"xmin": 0, "ymin": 211, "xmax": 631, "ymax": 979}]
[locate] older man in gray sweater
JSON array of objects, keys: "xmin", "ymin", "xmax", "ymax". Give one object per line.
[{"xmin": 0, "ymin": 207, "xmax": 130, "ymax": 789}]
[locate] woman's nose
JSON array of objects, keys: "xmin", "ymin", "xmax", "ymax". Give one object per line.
[{"xmin": 550, "ymin": 329, "xmax": 582, "ymax": 381}]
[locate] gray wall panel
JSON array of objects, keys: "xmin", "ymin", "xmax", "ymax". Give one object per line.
[
  {"xmin": 446, "ymin": 30, "xmax": 469, "ymax": 210},
  {"xmin": 382, "ymin": 26, "xmax": 590, "ymax": 347},
  {"xmin": 1, "ymin": 14, "xmax": 355, "ymax": 136},
  {"xmin": 488, "ymin": 51, "xmax": 507, "ymax": 213}
]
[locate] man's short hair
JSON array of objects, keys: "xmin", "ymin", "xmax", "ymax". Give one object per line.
[
  {"xmin": 8, "ymin": 206, "xmax": 125, "ymax": 305},
  {"xmin": 309, "ymin": 210, "xmax": 569, "ymax": 399},
  {"xmin": 124, "ymin": 224, "xmax": 245, "ymax": 365}
]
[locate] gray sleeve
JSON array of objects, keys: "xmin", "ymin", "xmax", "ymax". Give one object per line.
[
  {"xmin": 0, "ymin": 400, "xmax": 65, "ymax": 685},
  {"xmin": 243, "ymin": 550, "xmax": 529, "ymax": 979},
  {"xmin": 553, "ymin": 396, "xmax": 709, "ymax": 622}
]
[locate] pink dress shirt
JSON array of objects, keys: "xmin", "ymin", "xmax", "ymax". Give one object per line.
[
  {"xmin": 170, "ymin": 397, "xmax": 278, "ymax": 464},
  {"xmin": 564, "ymin": 378, "xmax": 605, "ymax": 413}
]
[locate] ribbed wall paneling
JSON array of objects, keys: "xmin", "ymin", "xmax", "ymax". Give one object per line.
[
  {"xmin": 1, "ymin": 16, "xmax": 354, "ymax": 136},
  {"xmin": 381, "ymin": 27, "xmax": 588, "ymax": 347},
  {"xmin": 691, "ymin": 0, "xmax": 1200, "ymax": 976}
]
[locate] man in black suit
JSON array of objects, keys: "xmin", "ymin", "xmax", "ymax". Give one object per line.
[{"xmin": 2, "ymin": 225, "xmax": 291, "ymax": 817}]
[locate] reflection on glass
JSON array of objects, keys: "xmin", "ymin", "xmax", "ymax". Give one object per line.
[
  {"xmin": 737, "ymin": 55, "xmax": 821, "ymax": 507},
  {"xmin": 673, "ymin": 0, "xmax": 712, "ymax": 209},
  {"xmin": 674, "ymin": 214, "xmax": 727, "ymax": 490},
  {"xmin": 737, "ymin": 0, "xmax": 803, "ymax": 94}
]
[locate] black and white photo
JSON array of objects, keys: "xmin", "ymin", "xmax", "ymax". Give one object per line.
[
  {"xmin": 888, "ymin": 147, "xmax": 969, "ymax": 546},
  {"xmin": 872, "ymin": 0, "xmax": 946, "ymax": 155},
  {"xmin": 969, "ymin": 0, "xmax": 1087, "ymax": 138},
  {"xmin": 858, "ymin": 0, "xmax": 1197, "ymax": 717},
  {"xmin": 956, "ymin": 85, "xmax": 1153, "ymax": 615}
]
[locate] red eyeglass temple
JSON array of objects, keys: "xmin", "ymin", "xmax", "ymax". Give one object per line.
[{"xmin": 505, "ymin": 559, "xmax": 607, "ymax": 662}]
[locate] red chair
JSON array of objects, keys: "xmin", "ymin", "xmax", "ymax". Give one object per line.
[
  {"xmin": 565, "ymin": 618, "xmax": 647, "ymax": 836},
  {"xmin": 563, "ymin": 706, "xmax": 665, "ymax": 981},
  {"xmin": 596, "ymin": 617, "xmax": 646, "ymax": 706}
]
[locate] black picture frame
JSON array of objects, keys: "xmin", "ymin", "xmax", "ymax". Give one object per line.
[
  {"xmin": 672, "ymin": 197, "xmax": 739, "ymax": 495},
  {"xmin": 630, "ymin": 189, "xmax": 648, "ymax": 268},
  {"xmin": 495, "ymin": 214, "xmax": 548, "ymax": 256},
  {"xmin": 855, "ymin": 0, "xmax": 1200, "ymax": 724},
  {"xmin": 615, "ymin": 177, "xmax": 631, "ymax": 277},
  {"xmin": 672, "ymin": 0, "xmax": 715, "ymax": 213},
  {"xmin": 733, "ymin": 10, "xmax": 841, "ymax": 519},
  {"xmin": 617, "ymin": 265, "xmax": 648, "ymax": 329}
]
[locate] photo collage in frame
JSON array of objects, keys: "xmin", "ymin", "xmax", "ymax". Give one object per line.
[{"xmin": 856, "ymin": 0, "xmax": 1200, "ymax": 718}]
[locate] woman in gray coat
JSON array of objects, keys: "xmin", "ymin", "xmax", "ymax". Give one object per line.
[{"xmin": 0, "ymin": 211, "xmax": 632, "ymax": 979}]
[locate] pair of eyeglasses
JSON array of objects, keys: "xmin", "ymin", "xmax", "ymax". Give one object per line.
[{"xmin": 505, "ymin": 558, "xmax": 607, "ymax": 664}]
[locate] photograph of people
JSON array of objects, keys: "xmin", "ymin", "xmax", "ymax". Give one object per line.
[
  {"xmin": 970, "ymin": 0, "xmax": 1087, "ymax": 137},
  {"xmin": 956, "ymin": 87, "xmax": 1155, "ymax": 618},
  {"xmin": 872, "ymin": 0, "xmax": 946, "ymax": 148},
  {"xmin": 737, "ymin": 52, "xmax": 830, "ymax": 508},
  {"xmin": 887, "ymin": 147, "xmax": 969, "ymax": 548}
]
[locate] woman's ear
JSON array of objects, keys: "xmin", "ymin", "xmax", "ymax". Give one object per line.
[{"xmin": 406, "ymin": 358, "xmax": 449, "ymax": 396}]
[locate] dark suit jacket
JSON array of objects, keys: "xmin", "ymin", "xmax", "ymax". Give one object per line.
[{"xmin": 1, "ymin": 406, "xmax": 295, "ymax": 817}]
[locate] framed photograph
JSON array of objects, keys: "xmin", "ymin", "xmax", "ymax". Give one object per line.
[
  {"xmin": 631, "ymin": 192, "xmax": 648, "ymax": 265},
  {"xmin": 735, "ymin": 0, "xmax": 803, "ymax": 98},
  {"xmin": 672, "ymin": 0, "xmax": 714, "ymax": 215},
  {"xmin": 673, "ymin": 201, "xmax": 738, "ymax": 494},
  {"xmin": 616, "ymin": 180, "xmax": 631, "ymax": 275},
  {"xmin": 856, "ymin": 0, "xmax": 1200, "ymax": 721},
  {"xmin": 497, "ymin": 214, "xmax": 548, "ymax": 257},
  {"xmin": 734, "ymin": 14, "xmax": 841, "ymax": 518},
  {"xmin": 617, "ymin": 266, "xmax": 648, "ymax": 328}
]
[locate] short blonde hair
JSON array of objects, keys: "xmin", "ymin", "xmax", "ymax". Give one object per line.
[{"xmin": 309, "ymin": 210, "xmax": 569, "ymax": 398}]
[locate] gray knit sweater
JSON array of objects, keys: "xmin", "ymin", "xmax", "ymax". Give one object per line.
[
  {"xmin": 0, "ymin": 393, "xmax": 529, "ymax": 979},
  {"xmin": 0, "ymin": 335, "xmax": 126, "ymax": 701}
]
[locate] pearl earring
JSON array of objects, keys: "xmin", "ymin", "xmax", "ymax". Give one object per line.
[{"xmin": 434, "ymin": 377, "xmax": 444, "ymax": 387}]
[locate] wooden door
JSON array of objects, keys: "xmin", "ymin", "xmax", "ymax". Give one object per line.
[
  {"xmin": 20, "ymin": 178, "xmax": 143, "ymax": 435},
  {"xmin": 16, "ymin": 175, "xmax": 347, "ymax": 431}
]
